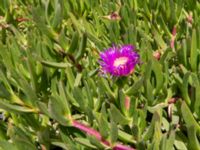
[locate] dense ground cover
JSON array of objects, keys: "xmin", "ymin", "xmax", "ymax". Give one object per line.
[{"xmin": 0, "ymin": 0, "xmax": 200, "ymax": 149}]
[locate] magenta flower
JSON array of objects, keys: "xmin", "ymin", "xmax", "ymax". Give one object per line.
[{"xmin": 99, "ymin": 45, "xmax": 139, "ymax": 76}]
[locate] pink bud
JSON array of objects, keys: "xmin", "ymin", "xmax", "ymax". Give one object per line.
[
  {"xmin": 102, "ymin": 12, "xmax": 121, "ymax": 21},
  {"xmin": 187, "ymin": 12, "xmax": 193, "ymax": 24},
  {"xmin": 110, "ymin": 12, "xmax": 121, "ymax": 20},
  {"xmin": 153, "ymin": 51, "xmax": 161, "ymax": 60},
  {"xmin": 170, "ymin": 26, "xmax": 176, "ymax": 49}
]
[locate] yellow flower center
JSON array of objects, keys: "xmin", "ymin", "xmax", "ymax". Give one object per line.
[{"xmin": 113, "ymin": 57, "xmax": 128, "ymax": 67}]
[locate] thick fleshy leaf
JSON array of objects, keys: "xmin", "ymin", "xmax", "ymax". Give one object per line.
[
  {"xmin": 110, "ymin": 104, "xmax": 130, "ymax": 125},
  {"xmin": 181, "ymin": 101, "xmax": 200, "ymax": 134}
]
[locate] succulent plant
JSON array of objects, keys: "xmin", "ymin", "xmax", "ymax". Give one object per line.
[{"xmin": 0, "ymin": 0, "xmax": 200, "ymax": 150}]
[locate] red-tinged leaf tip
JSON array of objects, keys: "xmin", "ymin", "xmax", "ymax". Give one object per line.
[{"xmin": 125, "ymin": 96, "xmax": 131, "ymax": 110}]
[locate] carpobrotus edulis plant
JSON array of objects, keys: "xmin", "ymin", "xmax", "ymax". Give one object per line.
[
  {"xmin": 1, "ymin": 1, "xmax": 200, "ymax": 150},
  {"xmin": 99, "ymin": 45, "xmax": 139, "ymax": 76}
]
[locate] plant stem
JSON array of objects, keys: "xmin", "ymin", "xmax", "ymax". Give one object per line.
[
  {"xmin": 72, "ymin": 120, "xmax": 110, "ymax": 146},
  {"xmin": 72, "ymin": 120, "xmax": 136, "ymax": 150}
]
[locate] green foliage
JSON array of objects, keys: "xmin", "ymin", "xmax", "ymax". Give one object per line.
[{"xmin": 0, "ymin": 0, "xmax": 200, "ymax": 150}]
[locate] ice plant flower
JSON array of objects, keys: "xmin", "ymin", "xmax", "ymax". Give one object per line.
[{"xmin": 99, "ymin": 45, "xmax": 139, "ymax": 76}]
